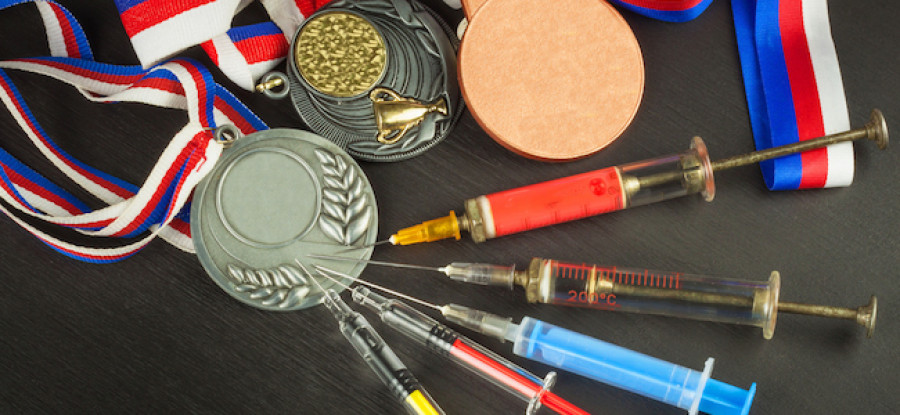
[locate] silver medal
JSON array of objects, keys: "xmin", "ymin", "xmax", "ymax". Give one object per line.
[
  {"xmin": 191, "ymin": 129, "xmax": 377, "ymax": 311},
  {"xmin": 259, "ymin": 0, "xmax": 462, "ymax": 162}
]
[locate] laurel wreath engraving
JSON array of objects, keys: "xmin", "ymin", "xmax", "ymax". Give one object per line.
[
  {"xmin": 315, "ymin": 149, "xmax": 372, "ymax": 245},
  {"xmin": 228, "ymin": 264, "xmax": 310, "ymax": 309}
]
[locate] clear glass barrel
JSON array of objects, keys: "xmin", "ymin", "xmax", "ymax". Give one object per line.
[
  {"xmin": 619, "ymin": 136, "xmax": 716, "ymax": 207},
  {"xmin": 524, "ymin": 258, "xmax": 782, "ymax": 339}
]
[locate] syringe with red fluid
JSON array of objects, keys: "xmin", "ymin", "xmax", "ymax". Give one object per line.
[{"xmin": 382, "ymin": 110, "xmax": 888, "ymax": 246}]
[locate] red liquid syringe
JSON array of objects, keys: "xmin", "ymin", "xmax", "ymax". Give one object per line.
[{"xmin": 382, "ymin": 110, "xmax": 888, "ymax": 245}]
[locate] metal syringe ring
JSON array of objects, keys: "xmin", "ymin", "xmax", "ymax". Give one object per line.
[{"xmin": 517, "ymin": 258, "xmax": 877, "ymax": 339}]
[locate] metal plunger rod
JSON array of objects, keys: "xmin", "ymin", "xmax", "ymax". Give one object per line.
[
  {"xmin": 604, "ymin": 283, "xmax": 877, "ymax": 333},
  {"xmin": 777, "ymin": 295, "xmax": 877, "ymax": 338},
  {"xmin": 710, "ymin": 109, "xmax": 888, "ymax": 172},
  {"xmin": 778, "ymin": 301, "xmax": 856, "ymax": 319}
]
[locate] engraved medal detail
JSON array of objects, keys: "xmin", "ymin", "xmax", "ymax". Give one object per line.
[
  {"xmin": 284, "ymin": 0, "xmax": 462, "ymax": 162},
  {"xmin": 371, "ymin": 87, "xmax": 448, "ymax": 144},
  {"xmin": 315, "ymin": 148, "xmax": 373, "ymax": 245},
  {"xmin": 295, "ymin": 12, "xmax": 386, "ymax": 97},
  {"xmin": 191, "ymin": 129, "xmax": 377, "ymax": 311}
]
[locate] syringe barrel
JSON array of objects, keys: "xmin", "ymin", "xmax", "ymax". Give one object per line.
[
  {"xmin": 462, "ymin": 138, "xmax": 714, "ymax": 242},
  {"xmin": 353, "ymin": 288, "xmax": 576, "ymax": 411},
  {"xmin": 619, "ymin": 136, "xmax": 715, "ymax": 207},
  {"xmin": 525, "ymin": 259, "xmax": 782, "ymax": 339},
  {"xmin": 510, "ymin": 317, "xmax": 755, "ymax": 415},
  {"xmin": 329, "ymin": 292, "xmax": 446, "ymax": 415}
]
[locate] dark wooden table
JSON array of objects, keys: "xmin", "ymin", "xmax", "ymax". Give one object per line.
[{"xmin": 1, "ymin": 1, "xmax": 897, "ymax": 414}]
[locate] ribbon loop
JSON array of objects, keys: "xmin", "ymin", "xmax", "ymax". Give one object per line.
[
  {"xmin": 115, "ymin": 0, "xmax": 327, "ymax": 90},
  {"xmin": 0, "ymin": 0, "xmax": 267, "ymax": 262},
  {"xmin": 114, "ymin": 0, "xmax": 467, "ymax": 90}
]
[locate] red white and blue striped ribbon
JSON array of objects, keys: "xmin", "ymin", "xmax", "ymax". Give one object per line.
[
  {"xmin": 0, "ymin": 0, "xmax": 267, "ymax": 262},
  {"xmin": 733, "ymin": 0, "xmax": 853, "ymax": 190},
  {"xmin": 114, "ymin": 0, "xmax": 330, "ymax": 90},
  {"xmin": 115, "ymin": 0, "xmax": 467, "ymax": 91},
  {"xmin": 608, "ymin": 0, "xmax": 714, "ymax": 22}
]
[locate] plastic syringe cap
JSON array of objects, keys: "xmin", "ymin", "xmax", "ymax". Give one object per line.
[{"xmin": 391, "ymin": 211, "xmax": 461, "ymax": 245}]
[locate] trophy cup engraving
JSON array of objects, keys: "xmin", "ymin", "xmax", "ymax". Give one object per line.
[{"xmin": 371, "ymin": 87, "xmax": 448, "ymax": 144}]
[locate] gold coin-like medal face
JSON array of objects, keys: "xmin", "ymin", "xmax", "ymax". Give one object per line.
[{"xmin": 294, "ymin": 11, "xmax": 387, "ymax": 97}]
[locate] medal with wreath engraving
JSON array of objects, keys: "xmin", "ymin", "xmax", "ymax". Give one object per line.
[
  {"xmin": 191, "ymin": 129, "xmax": 377, "ymax": 311},
  {"xmin": 257, "ymin": 0, "xmax": 462, "ymax": 161}
]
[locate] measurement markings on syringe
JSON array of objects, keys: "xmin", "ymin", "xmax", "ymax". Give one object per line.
[{"xmin": 557, "ymin": 263, "xmax": 684, "ymax": 308}]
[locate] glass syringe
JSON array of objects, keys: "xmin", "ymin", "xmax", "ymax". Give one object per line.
[
  {"xmin": 304, "ymin": 265, "xmax": 446, "ymax": 415},
  {"xmin": 310, "ymin": 255, "xmax": 878, "ymax": 340},
  {"xmin": 298, "ymin": 261, "xmax": 590, "ymax": 415},
  {"xmin": 315, "ymin": 265, "xmax": 757, "ymax": 415},
  {"xmin": 377, "ymin": 110, "xmax": 888, "ymax": 246}
]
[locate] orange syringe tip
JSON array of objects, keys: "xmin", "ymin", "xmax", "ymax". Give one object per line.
[{"xmin": 391, "ymin": 211, "xmax": 461, "ymax": 245}]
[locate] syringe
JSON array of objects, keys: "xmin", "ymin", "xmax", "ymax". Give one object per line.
[
  {"xmin": 310, "ymin": 255, "xmax": 878, "ymax": 339},
  {"xmin": 305, "ymin": 265, "xmax": 445, "ymax": 415},
  {"xmin": 376, "ymin": 110, "xmax": 887, "ymax": 245},
  {"xmin": 309, "ymin": 266, "xmax": 589, "ymax": 415},
  {"xmin": 315, "ymin": 265, "xmax": 757, "ymax": 415}
]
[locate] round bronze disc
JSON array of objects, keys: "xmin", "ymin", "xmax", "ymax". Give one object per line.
[
  {"xmin": 461, "ymin": 0, "xmax": 487, "ymax": 18},
  {"xmin": 294, "ymin": 11, "xmax": 387, "ymax": 97},
  {"xmin": 459, "ymin": 0, "xmax": 644, "ymax": 161}
]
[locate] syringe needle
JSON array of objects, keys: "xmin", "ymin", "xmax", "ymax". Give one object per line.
[
  {"xmin": 313, "ymin": 265, "xmax": 756, "ymax": 415},
  {"xmin": 314, "ymin": 265, "xmax": 443, "ymax": 311},
  {"xmin": 296, "ymin": 264, "xmax": 447, "ymax": 415},
  {"xmin": 309, "ymin": 255, "xmax": 519, "ymax": 288},
  {"xmin": 329, "ymin": 239, "xmax": 394, "ymax": 254},
  {"xmin": 307, "ymin": 254, "xmax": 444, "ymax": 273},
  {"xmin": 294, "ymin": 261, "xmax": 335, "ymax": 306}
]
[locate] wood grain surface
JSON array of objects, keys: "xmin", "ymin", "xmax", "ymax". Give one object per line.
[{"xmin": 1, "ymin": 1, "xmax": 897, "ymax": 414}]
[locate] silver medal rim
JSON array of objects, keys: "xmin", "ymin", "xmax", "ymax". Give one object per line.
[{"xmin": 191, "ymin": 128, "xmax": 377, "ymax": 311}]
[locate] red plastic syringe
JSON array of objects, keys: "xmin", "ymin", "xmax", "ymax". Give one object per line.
[{"xmin": 384, "ymin": 110, "xmax": 887, "ymax": 245}]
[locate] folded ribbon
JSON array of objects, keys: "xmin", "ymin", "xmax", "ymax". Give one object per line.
[
  {"xmin": 733, "ymin": 0, "xmax": 853, "ymax": 190},
  {"xmin": 614, "ymin": 0, "xmax": 854, "ymax": 189},
  {"xmin": 115, "ymin": 0, "xmax": 463, "ymax": 91},
  {"xmin": 608, "ymin": 0, "xmax": 714, "ymax": 22},
  {"xmin": 0, "ymin": 0, "xmax": 266, "ymax": 262},
  {"xmin": 115, "ymin": 0, "xmax": 332, "ymax": 90}
]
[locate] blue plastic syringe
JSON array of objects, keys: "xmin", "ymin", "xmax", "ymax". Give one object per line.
[{"xmin": 316, "ymin": 265, "xmax": 756, "ymax": 415}]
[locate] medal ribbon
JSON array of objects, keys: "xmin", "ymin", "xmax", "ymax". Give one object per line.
[
  {"xmin": 733, "ymin": 0, "xmax": 853, "ymax": 190},
  {"xmin": 0, "ymin": 0, "xmax": 267, "ymax": 262},
  {"xmin": 115, "ymin": 0, "xmax": 466, "ymax": 91},
  {"xmin": 607, "ymin": 0, "xmax": 714, "ymax": 22},
  {"xmin": 600, "ymin": 0, "xmax": 853, "ymax": 188},
  {"xmin": 114, "ymin": 0, "xmax": 324, "ymax": 91}
]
